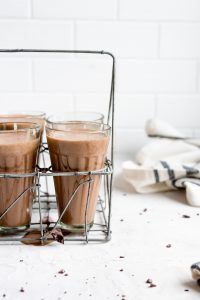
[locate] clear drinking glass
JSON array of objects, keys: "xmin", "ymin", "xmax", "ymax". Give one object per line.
[
  {"xmin": 46, "ymin": 112, "xmax": 104, "ymax": 129},
  {"xmin": 46, "ymin": 119, "xmax": 110, "ymax": 232},
  {"xmin": 0, "ymin": 111, "xmax": 46, "ymax": 139},
  {"xmin": 0, "ymin": 122, "xmax": 40, "ymax": 233}
]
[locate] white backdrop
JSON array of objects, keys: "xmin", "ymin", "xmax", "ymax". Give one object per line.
[{"xmin": 0, "ymin": 0, "xmax": 200, "ymax": 155}]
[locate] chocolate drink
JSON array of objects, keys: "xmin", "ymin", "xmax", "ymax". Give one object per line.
[
  {"xmin": 0, "ymin": 123, "xmax": 40, "ymax": 232},
  {"xmin": 0, "ymin": 113, "xmax": 46, "ymax": 191},
  {"xmin": 46, "ymin": 122, "xmax": 110, "ymax": 231}
]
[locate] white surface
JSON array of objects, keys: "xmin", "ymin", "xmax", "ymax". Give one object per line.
[
  {"xmin": 0, "ymin": 0, "xmax": 29, "ymax": 18},
  {"xmin": 117, "ymin": 60, "xmax": 196, "ymax": 93},
  {"xmin": 0, "ymin": 1, "xmax": 200, "ymax": 154},
  {"xmin": 160, "ymin": 23, "xmax": 200, "ymax": 58},
  {"xmin": 0, "ymin": 20, "xmax": 73, "ymax": 49},
  {"xmin": 0, "ymin": 159, "xmax": 199, "ymax": 300},
  {"xmin": 76, "ymin": 22, "xmax": 159, "ymax": 58},
  {"xmin": 32, "ymin": 0, "xmax": 118, "ymax": 20},
  {"xmin": 119, "ymin": 0, "xmax": 200, "ymax": 21}
]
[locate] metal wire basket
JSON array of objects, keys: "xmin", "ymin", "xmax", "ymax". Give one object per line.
[{"xmin": 0, "ymin": 49, "xmax": 115, "ymax": 245}]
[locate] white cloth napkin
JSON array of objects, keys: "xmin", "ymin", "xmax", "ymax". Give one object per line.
[{"xmin": 122, "ymin": 119, "xmax": 200, "ymax": 207}]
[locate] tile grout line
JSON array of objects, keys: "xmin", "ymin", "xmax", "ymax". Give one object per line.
[
  {"xmin": 2, "ymin": 17, "xmax": 200, "ymax": 23},
  {"xmin": 117, "ymin": 0, "xmax": 120, "ymax": 20},
  {"xmin": 195, "ymin": 61, "xmax": 199, "ymax": 93},
  {"xmin": 154, "ymin": 94, "xmax": 158, "ymax": 118},
  {"xmin": 73, "ymin": 20, "xmax": 77, "ymax": 50},
  {"xmin": 29, "ymin": 0, "xmax": 33, "ymax": 19},
  {"xmin": 31, "ymin": 59, "xmax": 35, "ymax": 92},
  {"xmin": 157, "ymin": 23, "xmax": 161, "ymax": 59},
  {"xmin": 73, "ymin": 94, "xmax": 77, "ymax": 112}
]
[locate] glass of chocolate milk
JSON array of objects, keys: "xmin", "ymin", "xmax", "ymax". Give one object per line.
[
  {"xmin": 0, "ymin": 122, "xmax": 40, "ymax": 233},
  {"xmin": 0, "ymin": 112, "xmax": 46, "ymax": 199},
  {"xmin": 46, "ymin": 119, "xmax": 110, "ymax": 232}
]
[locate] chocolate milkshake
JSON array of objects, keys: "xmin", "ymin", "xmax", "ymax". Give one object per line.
[
  {"xmin": 46, "ymin": 121, "xmax": 110, "ymax": 231},
  {"xmin": 0, "ymin": 122, "xmax": 40, "ymax": 232}
]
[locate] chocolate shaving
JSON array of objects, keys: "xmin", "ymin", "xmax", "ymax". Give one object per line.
[
  {"xmin": 2, "ymin": 294, "xmax": 6, "ymax": 298},
  {"xmin": 19, "ymin": 287, "xmax": 25, "ymax": 293},
  {"xmin": 58, "ymin": 269, "xmax": 65, "ymax": 274},
  {"xmin": 166, "ymin": 244, "xmax": 172, "ymax": 248},
  {"xmin": 119, "ymin": 256, "xmax": 125, "ymax": 258},
  {"xmin": 149, "ymin": 283, "xmax": 157, "ymax": 288},
  {"xmin": 146, "ymin": 279, "xmax": 153, "ymax": 284},
  {"xmin": 143, "ymin": 208, "xmax": 147, "ymax": 212},
  {"xmin": 182, "ymin": 215, "xmax": 190, "ymax": 218},
  {"xmin": 146, "ymin": 278, "xmax": 157, "ymax": 287},
  {"xmin": 50, "ymin": 228, "xmax": 64, "ymax": 244}
]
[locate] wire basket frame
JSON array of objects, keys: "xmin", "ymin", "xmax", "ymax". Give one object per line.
[{"xmin": 0, "ymin": 49, "xmax": 115, "ymax": 244}]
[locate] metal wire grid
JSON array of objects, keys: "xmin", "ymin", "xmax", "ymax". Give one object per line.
[{"xmin": 0, "ymin": 49, "xmax": 115, "ymax": 244}]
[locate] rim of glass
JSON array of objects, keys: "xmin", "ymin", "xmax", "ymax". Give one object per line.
[
  {"xmin": 46, "ymin": 120, "xmax": 111, "ymax": 133},
  {"xmin": 0, "ymin": 122, "xmax": 41, "ymax": 133},
  {"xmin": 46, "ymin": 111, "xmax": 104, "ymax": 123},
  {"xmin": 0, "ymin": 111, "xmax": 46, "ymax": 118}
]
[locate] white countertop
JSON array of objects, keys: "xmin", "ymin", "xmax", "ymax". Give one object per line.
[{"xmin": 0, "ymin": 159, "xmax": 200, "ymax": 300}]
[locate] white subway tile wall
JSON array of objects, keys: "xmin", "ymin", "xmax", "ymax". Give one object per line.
[
  {"xmin": 0, "ymin": 0, "xmax": 199, "ymax": 154},
  {"xmin": 0, "ymin": 21, "xmax": 73, "ymax": 49},
  {"xmin": 0, "ymin": 59, "xmax": 32, "ymax": 91},
  {"xmin": 0, "ymin": 0, "xmax": 30, "ymax": 18},
  {"xmin": 76, "ymin": 22, "xmax": 159, "ymax": 58}
]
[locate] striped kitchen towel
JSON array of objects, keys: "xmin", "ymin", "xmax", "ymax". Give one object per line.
[{"xmin": 122, "ymin": 119, "xmax": 200, "ymax": 207}]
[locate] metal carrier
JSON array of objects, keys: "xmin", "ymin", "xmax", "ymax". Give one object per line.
[{"xmin": 0, "ymin": 49, "xmax": 115, "ymax": 244}]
